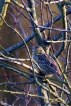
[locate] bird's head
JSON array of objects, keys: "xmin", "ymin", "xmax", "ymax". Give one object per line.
[{"xmin": 32, "ymin": 46, "xmax": 45, "ymax": 54}]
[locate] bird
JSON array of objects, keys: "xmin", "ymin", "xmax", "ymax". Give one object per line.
[{"xmin": 32, "ymin": 46, "xmax": 62, "ymax": 80}]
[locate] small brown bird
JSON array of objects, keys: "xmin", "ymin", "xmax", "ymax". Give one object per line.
[{"xmin": 32, "ymin": 46, "xmax": 62, "ymax": 80}]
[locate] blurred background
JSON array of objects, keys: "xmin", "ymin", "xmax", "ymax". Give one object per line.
[{"xmin": 0, "ymin": 0, "xmax": 71, "ymax": 106}]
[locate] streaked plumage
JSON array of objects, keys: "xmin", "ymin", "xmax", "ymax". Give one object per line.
[{"xmin": 32, "ymin": 46, "xmax": 62, "ymax": 80}]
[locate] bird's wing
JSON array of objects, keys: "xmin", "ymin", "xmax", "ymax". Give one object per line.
[{"xmin": 35, "ymin": 53, "xmax": 60, "ymax": 75}]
